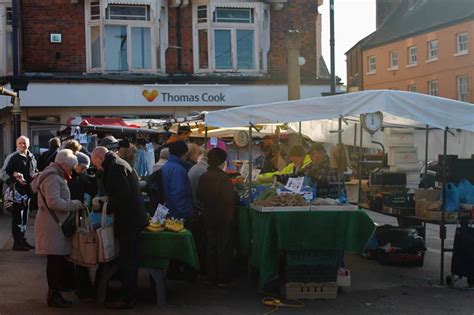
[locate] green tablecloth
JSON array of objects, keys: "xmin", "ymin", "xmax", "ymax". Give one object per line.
[
  {"xmin": 139, "ymin": 230, "xmax": 200, "ymax": 271},
  {"xmin": 247, "ymin": 208, "xmax": 375, "ymax": 288},
  {"xmin": 238, "ymin": 206, "xmax": 252, "ymax": 256}
]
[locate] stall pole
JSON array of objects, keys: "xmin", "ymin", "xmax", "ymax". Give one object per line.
[
  {"xmin": 338, "ymin": 116, "xmax": 343, "ymax": 195},
  {"xmin": 439, "ymin": 127, "xmax": 448, "ymax": 285},
  {"xmin": 287, "ymin": 30, "xmax": 301, "ymax": 140},
  {"xmin": 424, "ymin": 125, "xmax": 429, "ymax": 176},
  {"xmin": 204, "ymin": 126, "xmax": 208, "ymax": 149},
  {"xmin": 329, "ymin": 0, "xmax": 336, "ymax": 94},
  {"xmin": 357, "ymin": 124, "xmax": 363, "ymax": 204},
  {"xmin": 248, "ymin": 125, "xmax": 253, "ymax": 204}
]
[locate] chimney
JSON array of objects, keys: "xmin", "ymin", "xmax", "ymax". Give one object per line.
[{"xmin": 376, "ymin": 0, "xmax": 402, "ymax": 29}]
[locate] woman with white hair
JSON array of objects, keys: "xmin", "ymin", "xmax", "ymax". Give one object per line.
[{"xmin": 31, "ymin": 149, "xmax": 84, "ymax": 308}]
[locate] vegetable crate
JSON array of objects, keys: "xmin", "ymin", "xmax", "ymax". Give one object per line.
[
  {"xmin": 283, "ymin": 282, "xmax": 338, "ymax": 300},
  {"xmin": 286, "ymin": 250, "xmax": 339, "ymax": 267},
  {"xmin": 285, "ymin": 265, "xmax": 337, "ymax": 283}
]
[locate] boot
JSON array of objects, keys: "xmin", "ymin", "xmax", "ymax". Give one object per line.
[{"xmin": 47, "ymin": 290, "xmax": 72, "ymax": 308}]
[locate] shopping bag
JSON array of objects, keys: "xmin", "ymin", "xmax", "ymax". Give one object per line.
[
  {"xmin": 445, "ymin": 183, "xmax": 460, "ymax": 212},
  {"xmin": 96, "ymin": 202, "xmax": 118, "ymax": 263},
  {"xmin": 457, "ymin": 179, "xmax": 473, "ymax": 203},
  {"xmin": 68, "ymin": 211, "xmax": 98, "ymax": 267}
]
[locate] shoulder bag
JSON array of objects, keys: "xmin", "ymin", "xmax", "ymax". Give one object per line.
[{"xmin": 38, "ymin": 187, "xmax": 77, "ymax": 237}]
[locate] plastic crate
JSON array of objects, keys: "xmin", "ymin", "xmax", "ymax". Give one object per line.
[
  {"xmin": 285, "ymin": 265, "xmax": 337, "ymax": 283},
  {"xmin": 382, "ymin": 193, "xmax": 415, "ymax": 208},
  {"xmin": 286, "ymin": 250, "xmax": 339, "ymax": 267},
  {"xmin": 284, "ymin": 282, "xmax": 338, "ymax": 300}
]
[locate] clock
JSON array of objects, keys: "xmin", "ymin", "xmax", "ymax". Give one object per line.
[
  {"xmin": 234, "ymin": 130, "xmax": 250, "ymax": 147},
  {"xmin": 360, "ymin": 111, "xmax": 383, "ymax": 135}
]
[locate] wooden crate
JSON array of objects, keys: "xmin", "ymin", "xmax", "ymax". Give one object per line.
[{"xmin": 283, "ymin": 282, "xmax": 338, "ymax": 300}]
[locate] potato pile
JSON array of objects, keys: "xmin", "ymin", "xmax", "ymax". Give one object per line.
[{"xmin": 254, "ymin": 194, "xmax": 307, "ymax": 207}]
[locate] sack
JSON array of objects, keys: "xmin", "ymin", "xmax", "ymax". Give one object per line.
[
  {"xmin": 68, "ymin": 211, "xmax": 98, "ymax": 267},
  {"xmin": 146, "ymin": 169, "xmax": 166, "ymax": 209},
  {"xmin": 96, "ymin": 201, "xmax": 118, "ymax": 263},
  {"xmin": 445, "ymin": 182, "xmax": 460, "ymax": 212},
  {"xmin": 38, "ymin": 187, "xmax": 76, "ymax": 237}
]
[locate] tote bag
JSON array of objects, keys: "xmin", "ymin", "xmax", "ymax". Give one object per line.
[
  {"xmin": 68, "ymin": 210, "xmax": 98, "ymax": 267},
  {"xmin": 96, "ymin": 202, "xmax": 118, "ymax": 263}
]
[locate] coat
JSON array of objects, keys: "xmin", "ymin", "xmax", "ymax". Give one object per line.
[
  {"xmin": 102, "ymin": 152, "xmax": 148, "ymax": 239},
  {"xmin": 4, "ymin": 150, "xmax": 37, "ymax": 195},
  {"xmin": 197, "ymin": 166, "xmax": 235, "ymax": 226},
  {"xmin": 188, "ymin": 157, "xmax": 208, "ymax": 207},
  {"xmin": 32, "ymin": 163, "xmax": 83, "ymax": 256},
  {"xmin": 161, "ymin": 154, "xmax": 193, "ymax": 220}
]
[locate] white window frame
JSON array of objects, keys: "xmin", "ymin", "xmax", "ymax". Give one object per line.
[
  {"xmin": 455, "ymin": 32, "xmax": 468, "ymax": 55},
  {"xmin": 457, "ymin": 75, "xmax": 469, "ymax": 102},
  {"xmin": 0, "ymin": 1, "xmax": 12, "ymax": 76},
  {"xmin": 84, "ymin": 0, "xmax": 168, "ymax": 73},
  {"xmin": 367, "ymin": 55, "xmax": 376, "ymax": 74},
  {"xmin": 427, "ymin": 40, "xmax": 438, "ymax": 62},
  {"xmin": 192, "ymin": 0, "xmax": 270, "ymax": 74},
  {"xmin": 388, "ymin": 50, "xmax": 398, "ymax": 70},
  {"xmin": 428, "ymin": 80, "xmax": 439, "ymax": 96},
  {"xmin": 408, "ymin": 84, "xmax": 417, "ymax": 92},
  {"xmin": 407, "ymin": 45, "xmax": 417, "ymax": 66}
]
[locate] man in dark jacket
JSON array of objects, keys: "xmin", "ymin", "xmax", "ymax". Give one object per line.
[
  {"xmin": 161, "ymin": 141, "xmax": 193, "ymax": 221},
  {"xmin": 91, "ymin": 147, "xmax": 148, "ymax": 309},
  {"xmin": 4, "ymin": 136, "xmax": 37, "ymax": 251},
  {"xmin": 197, "ymin": 148, "xmax": 235, "ymax": 287},
  {"xmin": 37, "ymin": 137, "xmax": 60, "ymax": 171}
]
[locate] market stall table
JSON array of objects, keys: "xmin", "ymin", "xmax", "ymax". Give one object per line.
[
  {"xmin": 243, "ymin": 207, "xmax": 375, "ymax": 288},
  {"xmin": 96, "ymin": 230, "xmax": 199, "ymax": 305}
]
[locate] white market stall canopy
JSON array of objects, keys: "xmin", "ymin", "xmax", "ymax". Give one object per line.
[{"xmin": 204, "ymin": 90, "xmax": 474, "ymax": 132}]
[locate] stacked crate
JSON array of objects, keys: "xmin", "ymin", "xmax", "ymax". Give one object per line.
[
  {"xmin": 283, "ymin": 250, "xmax": 338, "ymax": 300},
  {"xmin": 385, "ymin": 128, "xmax": 420, "ymax": 191}
]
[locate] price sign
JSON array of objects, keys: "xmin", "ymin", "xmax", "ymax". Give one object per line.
[
  {"xmin": 78, "ymin": 133, "xmax": 88, "ymax": 144},
  {"xmin": 210, "ymin": 137, "xmax": 218, "ymax": 147},
  {"xmin": 153, "ymin": 204, "xmax": 169, "ymax": 224},
  {"xmin": 285, "ymin": 177, "xmax": 305, "ymax": 193}
]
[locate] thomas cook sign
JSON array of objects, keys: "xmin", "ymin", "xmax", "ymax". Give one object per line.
[{"xmin": 142, "ymin": 84, "xmax": 231, "ymax": 106}]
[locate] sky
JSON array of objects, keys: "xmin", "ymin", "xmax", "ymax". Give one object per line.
[{"xmin": 320, "ymin": 0, "xmax": 376, "ymax": 85}]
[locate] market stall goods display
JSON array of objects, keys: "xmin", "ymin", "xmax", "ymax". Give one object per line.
[{"xmin": 253, "ymin": 194, "xmax": 307, "ymax": 207}]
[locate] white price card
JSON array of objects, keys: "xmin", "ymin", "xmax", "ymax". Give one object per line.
[
  {"xmin": 78, "ymin": 133, "xmax": 88, "ymax": 144},
  {"xmin": 251, "ymin": 169, "xmax": 261, "ymax": 181},
  {"xmin": 146, "ymin": 142, "xmax": 154, "ymax": 153},
  {"xmin": 153, "ymin": 204, "xmax": 169, "ymax": 224},
  {"xmin": 285, "ymin": 177, "xmax": 305, "ymax": 193}
]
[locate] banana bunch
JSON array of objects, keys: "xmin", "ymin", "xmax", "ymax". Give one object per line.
[
  {"xmin": 146, "ymin": 220, "xmax": 165, "ymax": 232},
  {"xmin": 165, "ymin": 218, "xmax": 185, "ymax": 233}
]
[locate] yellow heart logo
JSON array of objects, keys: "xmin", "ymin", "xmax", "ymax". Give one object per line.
[{"xmin": 142, "ymin": 89, "xmax": 159, "ymax": 102}]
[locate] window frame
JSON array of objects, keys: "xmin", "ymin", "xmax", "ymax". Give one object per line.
[
  {"xmin": 456, "ymin": 32, "xmax": 468, "ymax": 55},
  {"xmin": 389, "ymin": 50, "xmax": 398, "ymax": 69},
  {"xmin": 427, "ymin": 40, "xmax": 438, "ymax": 61},
  {"xmin": 408, "ymin": 84, "xmax": 417, "ymax": 92},
  {"xmin": 407, "ymin": 45, "xmax": 417, "ymax": 66},
  {"xmin": 192, "ymin": 1, "xmax": 269, "ymax": 74},
  {"xmin": 0, "ymin": 2, "xmax": 12, "ymax": 76},
  {"xmin": 457, "ymin": 75, "xmax": 469, "ymax": 102},
  {"xmin": 428, "ymin": 80, "xmax": 439, "ymax": 96},
  {"xmin": 367, "ymin": 55, "xmax": 376, "ymax": 74},
  {"xmin": 84, "ymin": 0, "xmax": 167, "ymax": 73}
]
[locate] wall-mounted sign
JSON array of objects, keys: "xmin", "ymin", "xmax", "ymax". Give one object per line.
[
  {"xmin": 50, "ymin": 33, "xmax": 62, "ymax": 43},
  {"xmin": 142, "ymin": 84, "xmax": 230, "ymax": 106}
]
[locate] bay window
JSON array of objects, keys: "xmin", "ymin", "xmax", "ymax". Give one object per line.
[
  {"xmin": 0, "ymin": 2, "xmax": 12, "ymax": 76},
  {"xmin": 85, "ymin": 0, "xmax": 167, "ymax": 73},
  {"xmin": 193, "ymin": 1, "xmax": 270, "ymax": 73}
]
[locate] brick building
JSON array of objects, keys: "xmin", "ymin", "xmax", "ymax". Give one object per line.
[
  {"xmin": 0, "ymin": 0, "xmax": 333, "ymax": 158},
  {"xmin": 346, "ymin": 0, "xmax": 473, "ymax": 100}
]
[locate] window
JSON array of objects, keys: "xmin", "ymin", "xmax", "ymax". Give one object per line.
[
  {"xmin": 0, "ymin": 3, "xmax": 13, "ymax": 75},
  {"xmin": 456, "ymin": 32, "xmax": 468, "ymax": 54},
  {"xmin": 457, "ymin": 75, "xmax": 469, "ymax": 102},
  {"xmin": 428, "ymin": 80, "xmax": 438, "ymax": 96},
  {"xmin": 427, "ymin": 40, "xmax": 438, "ymax": 61},
  {"xmin": 193, "ymin": 1, "xmax": 270, "ymax": 73},
  {"xmin": 85, "ymin": 1, "xmax": 167, "ymax": 73},
  {"xmin": 407, "ymin": 46, "xmax": 417, "ymax": 65},
  {"xmin": 408, "ymin": 84, "xmax": 417, "ymax": 92},
  {"xmin": 389, "ymin": 51, "xmax": 398, "ymax": 69},
  {"xmin": 367, "ymin": 56, "xmax": 376, "ymax": 73}
]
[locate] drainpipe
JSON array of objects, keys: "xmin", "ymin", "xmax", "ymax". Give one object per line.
[{"xmin": 11, "ymin": 0, "xmax": 22, "ymax": 146}]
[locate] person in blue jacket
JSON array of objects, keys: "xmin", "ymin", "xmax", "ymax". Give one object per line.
[{"xmin": 161, "ymin": 141, "xmax": 193, "ymax": 222}]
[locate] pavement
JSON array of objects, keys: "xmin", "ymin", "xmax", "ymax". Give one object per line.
[{"xmin": 0, "ymin": 210, "xmax": 473, "ymax": 315}]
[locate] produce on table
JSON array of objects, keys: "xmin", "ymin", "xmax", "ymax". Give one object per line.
[
  {"xmin": 253, "ymin": 194, "xmax": 307, "ymax": 207},
  {"xmin": 165, "ymin": 218, "xmax": 185, "ymax": 233},
  {"xmin": 146, "ymin": 221, "xmax": 165, "ymax": 232}
]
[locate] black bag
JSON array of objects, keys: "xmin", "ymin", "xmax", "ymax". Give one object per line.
[
  {"xmin": 145, "ymin": 169, "xmax": 166, "ymax": 209},
  {"xmin": 38, "ymin": 187, "xmax": 77, "ymax": 237}
]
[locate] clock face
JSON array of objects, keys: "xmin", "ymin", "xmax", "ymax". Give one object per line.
[
  {"xmin": 234, "ymin": 130, "xmax": 250, "ymax": 147},
  {"xmin": 361, "ymin": 111, "xmax": 383, "ymax": 134}
]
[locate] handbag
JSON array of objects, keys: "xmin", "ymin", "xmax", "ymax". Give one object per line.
[
  {"xmin": 96, "ymin": 201, "xmax": 118, "ymax": 263},
  {"xmin": 68, "ymin": 210, "xmax": 98, "ymax": 267},
  {"xmin": 38, "ymin": 187, "xmax": 76, "ymax": 237}
]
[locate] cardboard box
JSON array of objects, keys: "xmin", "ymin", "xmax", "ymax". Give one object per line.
[
  {"xmin": 415, "ymin": 199, "xmax": 458, "ymax": 220},
  {"xmin": 388, "ymin": 147, "xmax": 418, "ymax": 165},
  {"xmin": 385, "ymin": 133, "xmax": 415, "ymax": 147},
  {"xmin": 345, "ymin": 180, "xmax": 369, "ymax": 204},
  {"xmin": 415, "ymin": 188, "xmax": 442, "ymax": 201},
  {"xmin": 337, "ymin": 270, "xmax": 351, "ymax": 287},
  {"xmin": 284, "ymin": 282, "xmax": 338, "ymax": 300}
]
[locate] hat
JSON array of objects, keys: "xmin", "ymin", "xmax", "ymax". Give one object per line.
[
  {"xmin": 208, "ymin": 148, "xmax": 227, "ymax": 167},
  {"xmin": 99, "ymin": 136, "xmax": 119, "ymax": 150},
  {"xmin": 76, "ymin": 152, "xmax": 90, "ymax": 168},
  {"xmin": 168, "ymin": 141, "xmax": 188, "ymax": 157},
  {"xmin": 288, "ymin": 145, "xmax": 306, "ymax": 158},
  {"xmin": 177, "ymin": 125, "xmax": 192, "ymax": 134},
  {"xmin": 308, "ymin": 143, "xmax": 326, "ymax": 153}
]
